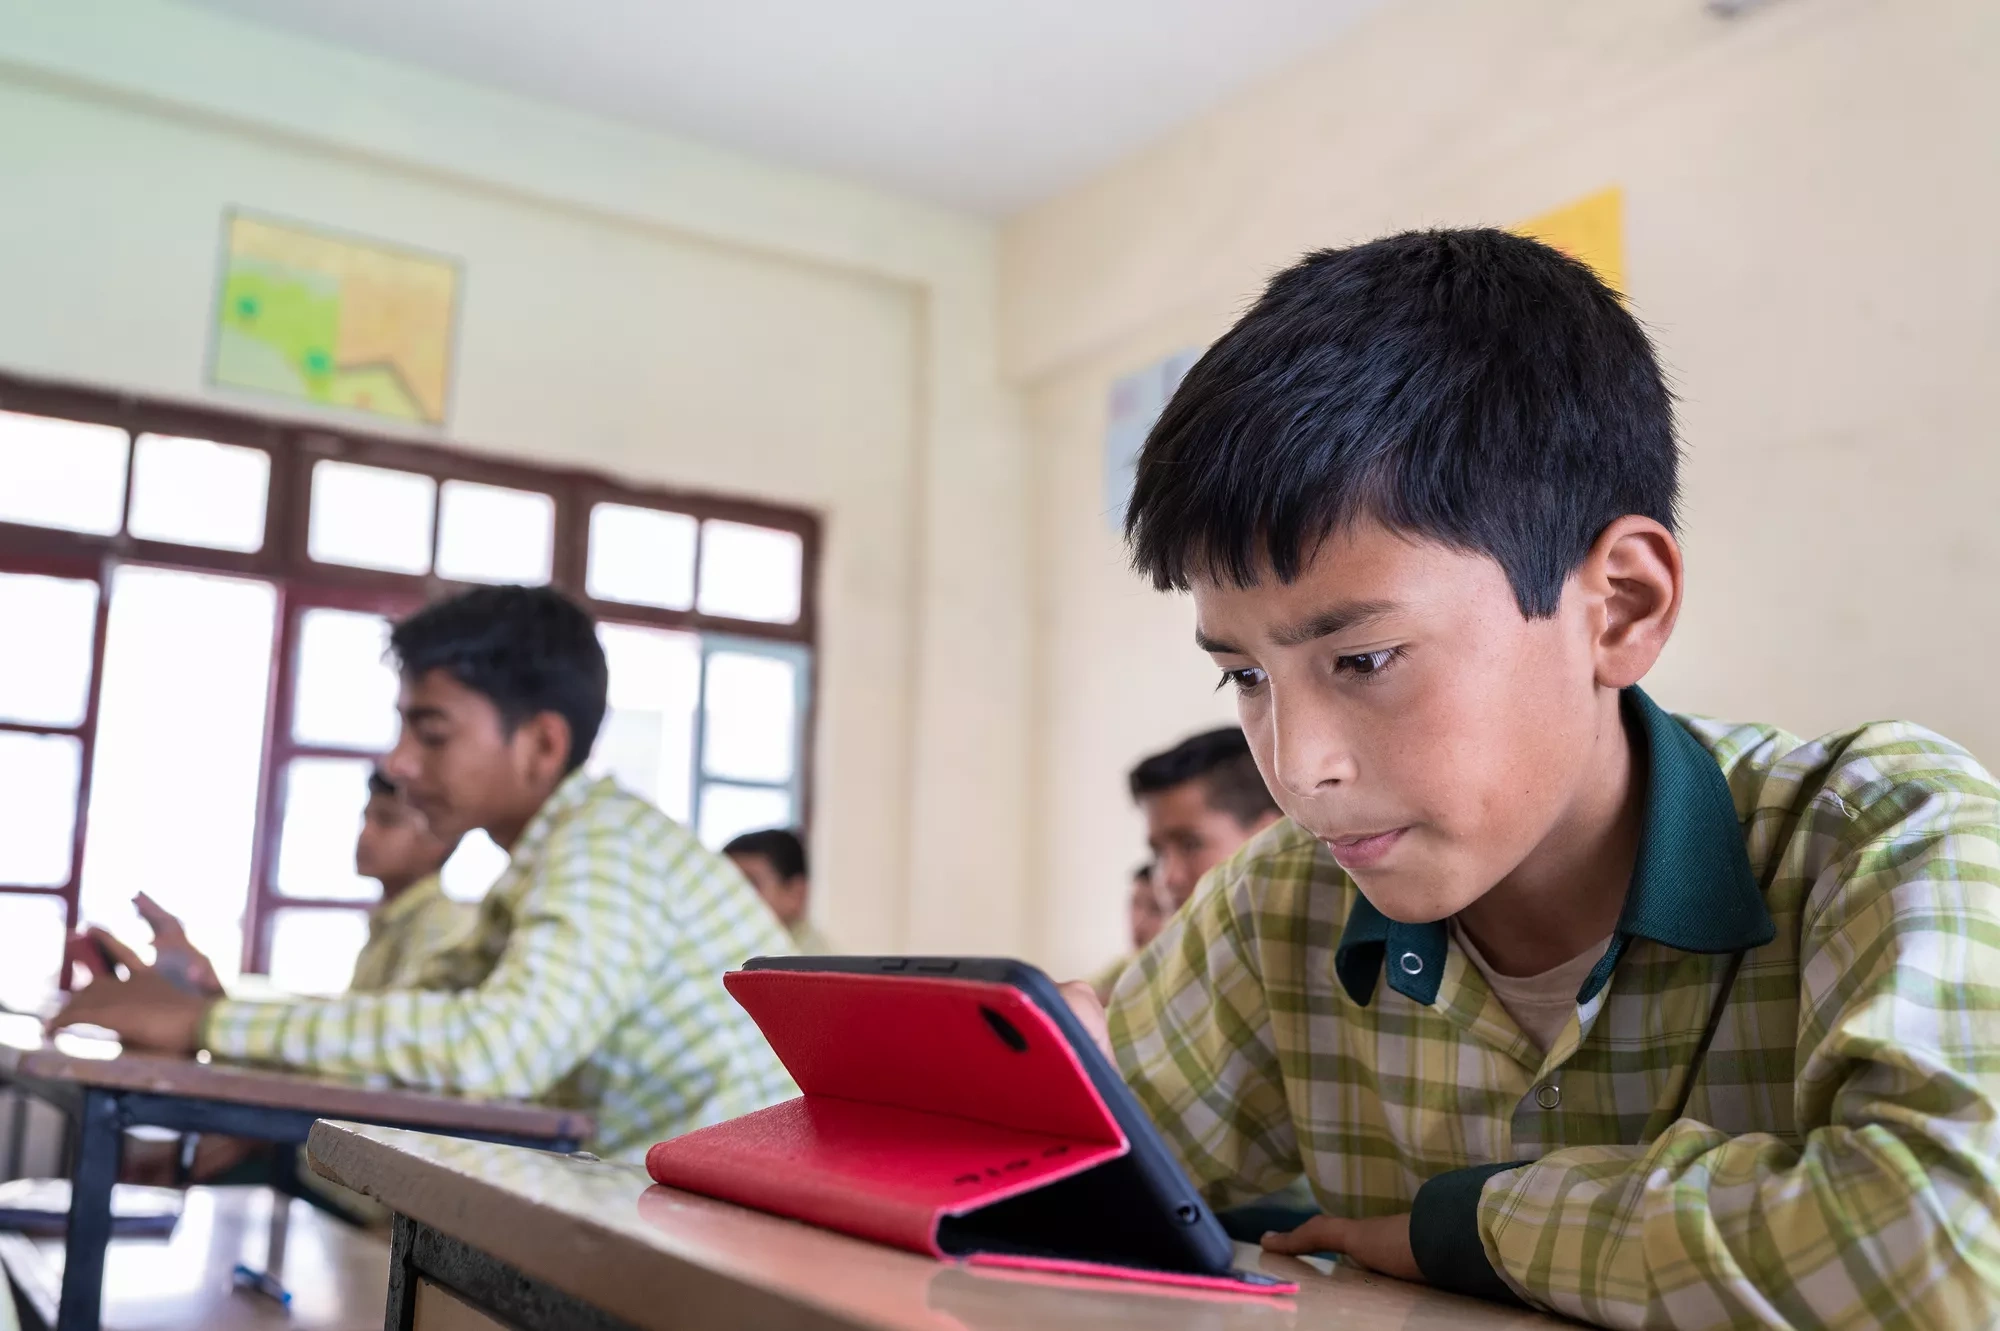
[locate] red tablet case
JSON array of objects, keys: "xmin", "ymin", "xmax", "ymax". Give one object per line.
[{"xmin": 645, "ymin": 969, "xmax": 1295, "ymax": 1296}]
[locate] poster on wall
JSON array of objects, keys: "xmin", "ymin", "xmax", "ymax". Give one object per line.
[
  {"xmin": 1513, "ymin": 185, "xmax": 1625, "ymax": 295},
  {"xmin": 208, "ymin": 211, "xmax": 462, "ymax": 426},
  {"xmin": 1103, "ymin": 347, "xmax": 1203, "ymax": 531}
]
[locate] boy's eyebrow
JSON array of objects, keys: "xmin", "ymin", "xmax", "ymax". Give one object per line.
[
  {"xmin": 1195, "ymin": 599, "xmax": 1401, "ymax": 655},
  {"xmin": 400, "ymin": 704, "xmax": 447, "ymax": 725},
  {"xmin": 1270, "ymin": 599, "xmax": 1401, "ymax": 647}
]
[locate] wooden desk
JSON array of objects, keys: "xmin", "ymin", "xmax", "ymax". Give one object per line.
[
  {"xmin": 0, "ymin": 1185, "xmax": 389, "ymax": 1331},
  {"xmin": 308, "ymin": 1121, "xmax": 1564, "ymax": 1331},
  {"xmin": 0, "ymin": 1016, "xmax": 591, "ymax": 1331}
]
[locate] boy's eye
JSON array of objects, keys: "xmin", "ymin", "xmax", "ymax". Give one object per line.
[
  {"xmin": 1335, "ymin": 648, "xmax": 1403, "ymax": 678},
  {"xmin": 1216, "ymin": 667, "xmax": 1268, "ymax": 696}
]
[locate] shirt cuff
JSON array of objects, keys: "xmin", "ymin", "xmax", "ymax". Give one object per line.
[{"xmin": 1410, "ymin": 1162, "xmax": 1529, "ymax": 1305}]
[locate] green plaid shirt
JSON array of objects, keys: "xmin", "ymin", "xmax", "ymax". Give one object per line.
[
  {"xmin": 204, "ymin": 771, "xmax": 798, "ymax": 1159},
  {"xmin": 345, "ymin": 874, "xmax": 479, "ymax": 994},
  {"xmin": 1108, "ymin": 688, "xmax": 2000, "ymax": 1327}
]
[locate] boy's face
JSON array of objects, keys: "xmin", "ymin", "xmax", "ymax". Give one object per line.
[
  {"xmin": 729, "ymin": 851, "xmax": 808, "ymax": 926},
  {"xmin": 1128, "ymin": 871, "xmax": 1168, "ymax": 950},
  {"xmin": 354, "ymin": 791, "xmax": 452, "ymax": 890},
  {"xmin": 1139, "ymin": 782, "xmax": 1275, "ymax": 909},
  {"xmin": 1192, "ymin": 518, "xmax": 1621, "ymax": 925},
  {"xmin": 383, "ymin": 669, "xmax": 572, "ymax": 848}
]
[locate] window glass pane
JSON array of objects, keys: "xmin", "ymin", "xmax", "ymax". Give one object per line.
[
  {"xmin": 589, "ymin": 623, "xmax": 700, "ymax": 823},
  {"xmin": 0, "ymin": 733, "xmax": 82, "ymax": 886},
  {"xmin": 0, "ymin": 411, "xmax": 128, "ymax": 536},
  {"xmin": 697, "ymin": 784, "xmax": 793, "ymax": 851},
  {"xmin": 275, "ymin": 757, "xmax": 377, "ymax": 902},
  {"xmin": 0, "ymin": 895, "xmax": 70, "ymax": 1014},
  {"xmin": 696, "ymin": 521, "xmax": 803, "ymax": 624},
  {"xmin": 702, "ymin": 652, "xmax": 798, "ymax": 784},
  {"xmin": 586, "ymin": 504, "xmax": 696, "ymax": 610},
  {"xmin": 292, "ymin": 608, "xmax": 398, "ymax": 750},
  {"xmin": 440, "ymin": 830, "xmax": 510, "ymax": 903},
  {"xmin": 127, "ymin": 434, "xmax": 270, "ymax": 552},
  {"xmin": 307, "ymin": 461, "xmax": 435, "ymax": 574},
  {"xmin": 77, "ymin": 567, "xmax": 276, "ymax": 987},
  {"xmin": 266, "ymin": 908, "xmax": 370, "ymax": 996},
  {"xmin": 0, "ymin": 573, "xmax": 99, "ymax": 727},
  {"xmin": 435, "ymin": 480, "xmax": 554, "ymax": 586}
]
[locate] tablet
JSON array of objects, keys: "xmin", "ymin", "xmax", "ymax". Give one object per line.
[{"xmin": 647, "ymin": 954, "xmax": 1287, "ymax": 1293}]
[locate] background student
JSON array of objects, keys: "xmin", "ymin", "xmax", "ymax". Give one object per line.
[
  {"xmin": 723, "ymin": 827, "xmax": 837, "ymax": 954},
  {"xmin": 1090, "ymin": 863, "xmax": 1165, "ymax": 1002},
  {"xmin": 1128, "ymin": 727, "xmax": 1283, "ymax": 916},
  {"xmin": 56, "ymin": 585, "xmax": 797, "ymax": 1160}
]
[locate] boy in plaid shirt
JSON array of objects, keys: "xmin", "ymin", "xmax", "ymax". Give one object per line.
[
  {"xmin": 1066, "ymin": 229, "xmax": 2000, "ymax": 1327},
  {"xmin": 57, "ymin": 586, "xmax": 795, "ymax": 1159}
]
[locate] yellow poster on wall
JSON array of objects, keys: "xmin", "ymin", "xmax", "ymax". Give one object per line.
[
  {"xmin": 210, "ymin": 212, "xmax": 461, "ymax": 426},
  {"xmin": 1513, "ymin": 186, "xmax": 1624, "ymax": 296}
]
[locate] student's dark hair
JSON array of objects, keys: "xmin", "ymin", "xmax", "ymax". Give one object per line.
[
  {"xmin": 366, "ymin": 768, "xmax": 396, "ymax": 799},
  {"xmin": 1128, "ymin": 728, "xmax": 1279, "ymax": 828},
  {"xmin": 389, "ymin": 586, "xmax": 607, "ymax": 772},
  {"xmin": 1125, "ymin": 228, "xmax": 1677, "ymax": 617},
  {"xmin": 724, "ymin": 828, "xmax": 809, "ymax": 882}
]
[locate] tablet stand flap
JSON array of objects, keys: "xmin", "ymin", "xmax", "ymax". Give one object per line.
[{"xmin": 646, "ymin": 1095, "xmax": 1126, "ymax": 1257}]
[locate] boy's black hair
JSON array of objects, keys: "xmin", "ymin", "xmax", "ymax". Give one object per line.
[
  {"xmin": 1129, "ymin": 728, "xmax": 1280, "ymax": 828},
  {"xmin": 724, "ymin": 828, "xmax": 809, "ymax": 882},
  {"xmin": 1125, "ymin": 228, "xmax": 1677, "ymax": 617},
  {"xmin": 367, "ymin": 768, "xmax": 396, "ymax": 799},
  {"xmin": 389, "ymin": 586, "xmax": 607, "ymax": 773}
]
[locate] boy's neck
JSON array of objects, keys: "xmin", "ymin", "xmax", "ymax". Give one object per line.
[
  {"xmin": 377, "ymin": 875, "xmax": 420, "ymax": 903},
  {"xmin": 1454, "ymin": 691, "xmax": 1643, "ymax": 978}
]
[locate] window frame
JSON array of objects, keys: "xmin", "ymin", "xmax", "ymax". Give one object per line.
[{"xmin": 0, "ymin": 368, "xmax": 821, "ymax": 979}]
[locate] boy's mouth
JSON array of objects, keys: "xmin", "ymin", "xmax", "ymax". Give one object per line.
[{"xmin": 1320, "ymin": 828, "xmax": 1407, "ymax": 871}]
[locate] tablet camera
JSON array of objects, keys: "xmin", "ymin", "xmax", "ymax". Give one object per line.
[{"xmin": 979, "ymin": 1005, "xmax": 1030, "ymax": 1053}]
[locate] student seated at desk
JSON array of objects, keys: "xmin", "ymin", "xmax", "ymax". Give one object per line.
[
  {"xmin": 1092, "ymin": 728, "xmax": 1281, "ymax": 999},
  {"xmin": 129, "ymin": 768, "xmax": 473, "ymax": 1000},
  {"xmin": 1062, "ymin": 229, "xmax": 2000, "ymax": 1327},
  {"xmin": 723, "ymin": 828, "xmax": 838, "ymax": 954},
  {"xmin": 57, "ymin": 585, "xmax": 797, "ymax": 1160}
]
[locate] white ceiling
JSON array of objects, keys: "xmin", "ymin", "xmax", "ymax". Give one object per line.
[{"xmin": 173, "ymin": 0, "xmax": 1386, "ymax": 216}]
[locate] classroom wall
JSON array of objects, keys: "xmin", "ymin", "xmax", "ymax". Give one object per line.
[
  {"xmin": 1002, "ymin": 0, "xmax": 2000, "ymax": 977},
  {"xmin": 0, "ymin": 0, "xmax": 1031, "ymax": 958}
]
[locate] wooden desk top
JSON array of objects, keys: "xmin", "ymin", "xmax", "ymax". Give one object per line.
[
  {"xmin": 308, "ymin": 1121, "xmax": 1563, "ymax": 1331},
  {"xmin": 0, "ymin": 1014, "xmax": 591, "ymax": 1144},
  {"xmin": 0, "ymin": 1184, "xmax": 389, "ymax": 1331}
]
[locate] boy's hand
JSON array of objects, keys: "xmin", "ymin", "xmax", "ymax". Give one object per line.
[
  {"xmin": 133, "ymin": 892, "xmax": 225, "ymax": 995},
  {"xmin": 1057, "ymin": 980, "xmax": 1114, "ymax": 1061},
  {"xmin": 1261, "ymin": 1213, "xmax": 1420, "ymax": 1282},
  {"xmin": 50, "ymin": 930, "xmax": 212, "ymax": 1055}
]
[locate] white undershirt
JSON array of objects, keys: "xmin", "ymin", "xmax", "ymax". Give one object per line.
[{"xmin": 1450, "ymin": 921, "xmax": 1613, "ymax": 1054}]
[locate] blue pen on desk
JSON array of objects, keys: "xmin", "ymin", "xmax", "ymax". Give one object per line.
[{"xmin": 232, "ymin": 1263, "xmax": 292, "ymax": 1307}]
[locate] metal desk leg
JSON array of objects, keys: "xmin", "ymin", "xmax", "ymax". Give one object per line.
[{"xmin": 55, "ymin": 1089, "xmax": 122, "ymax": 1331}]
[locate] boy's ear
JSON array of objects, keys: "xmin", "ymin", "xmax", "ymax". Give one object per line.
[
  {"xmin": 1578, "ymin": 515, "xmax": 1682, "ymax": 689},
  {"xmin": 515, "ymin": 710, "xmax": 576, "ymax": 786}
]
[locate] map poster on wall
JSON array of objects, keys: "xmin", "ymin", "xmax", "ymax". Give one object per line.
[
  {"xmin": 1513, "ymin": 185, "xmax": 1625, "ymax": 296},
  {"xmin": 1104, "ymin": 346, "xmax": 1203, "ymax": 531},
  {"xmin": 208, "ymin": 211, "xmax": 461, "ymax": 426}
]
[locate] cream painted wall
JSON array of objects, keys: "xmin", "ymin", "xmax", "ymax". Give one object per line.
[
  {"xmin": 0, "ymin": 0, "xmax": 1030, "ymax": 956},
  {"xmin": 1004, "ymin": 0, "xmax": 2000, "ymax": 977}
]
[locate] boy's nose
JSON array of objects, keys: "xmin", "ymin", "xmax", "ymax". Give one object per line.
[{"xmin": 1267, "ymin": 700, "xmax": 1355, "ymax": 798}]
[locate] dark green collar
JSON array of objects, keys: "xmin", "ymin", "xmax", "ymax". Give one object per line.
[{"xmin": 1333, "ymin": 686, "xmax": 1774, "ymax": 1008}]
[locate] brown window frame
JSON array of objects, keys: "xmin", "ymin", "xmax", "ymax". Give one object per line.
[{"xmin": 0, "ymin": 369, "xmax": 821, "ymax": 978}]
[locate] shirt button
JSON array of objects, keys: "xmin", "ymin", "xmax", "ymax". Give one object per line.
[
  {"xmin": 1398, "ymin": 951, "xmax": 1424, "ymax": 976},
  {"xmin": 1535, "ymin": 1084, "xmax": 1561, "ymax": 1110}
]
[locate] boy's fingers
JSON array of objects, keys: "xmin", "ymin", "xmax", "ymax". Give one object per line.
[
  {"xmin": 1260, "ymin": 1215, "xmax": 1345, "ymax": 1257},
  {"xmin": 63, "ymin": 933, "xmax": 112, "ymax": 980},
  {"xmin": 90, "ymin": 928, "xmax": 148, "ymax": 973}
]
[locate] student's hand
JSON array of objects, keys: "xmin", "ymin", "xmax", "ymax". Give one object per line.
[
  {"xmin": 49, "ymin": 930, "xmax": 213, "ymax": 1056},
  {"xmin": 1057, "ymin": 980, "xmax": 1114, "ymax": 1062},
  {"xmin": 133, "ymin": 892, "xmax": 225, "ymax": 996},
  {"xmin": 1261, "ymin": 1212, "xmax": 1420, "ymax": 1282}
]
